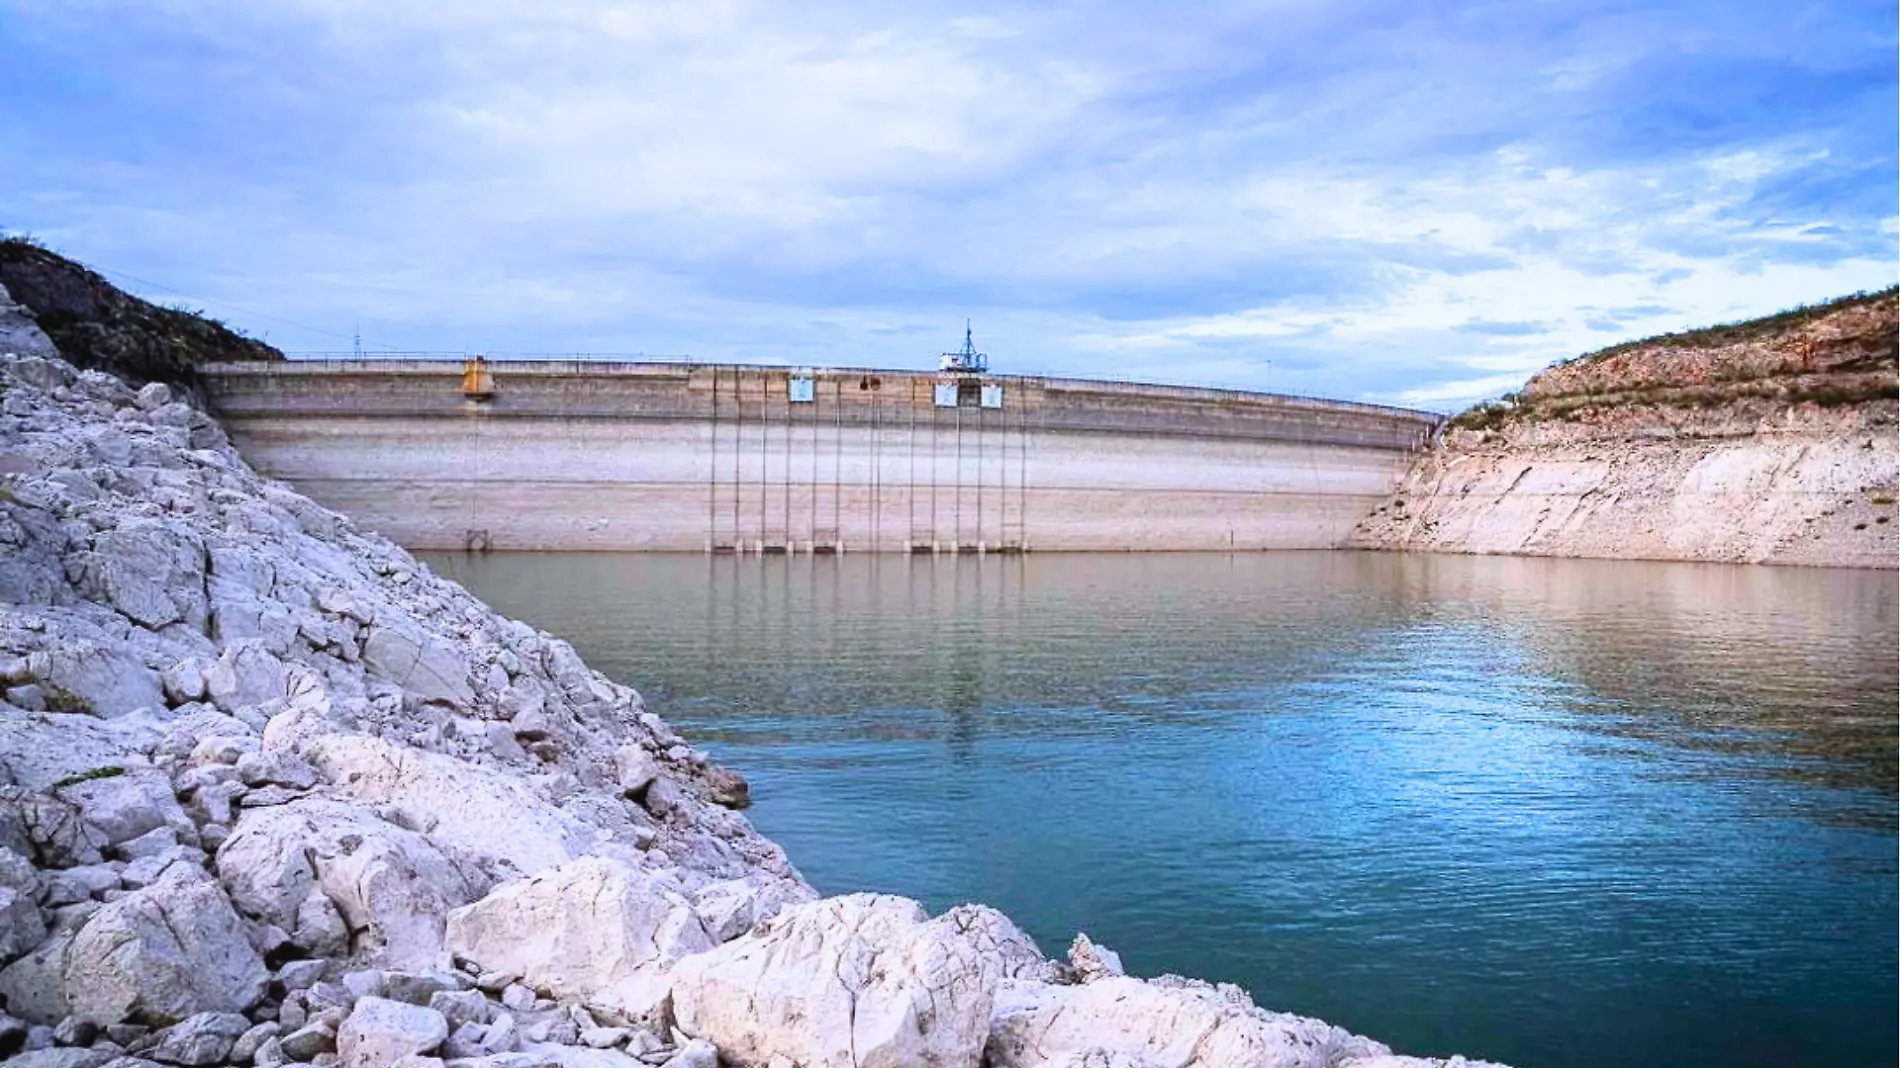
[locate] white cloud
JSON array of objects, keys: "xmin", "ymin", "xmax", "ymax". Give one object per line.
[
  {"xmin": 1395, "ymin": 372, "xmax": 1530, "ymax": 408},
  {"xmin": 1023, "ymin": 139, "xmax": 1894, "ymax": 407}
]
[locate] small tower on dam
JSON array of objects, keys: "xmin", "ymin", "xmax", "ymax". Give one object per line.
[
  {"xmin": 933, "ymin": 323, "xmax": 1006, "ymax": 413},
  {"xmin": 940, "ymin": 321, "xmax": 989, "ymax": 374}
]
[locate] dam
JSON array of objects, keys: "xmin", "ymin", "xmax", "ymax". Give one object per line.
[{"xmin": 200, "ymin": 359, "xmax": 1442, "ymax": 553}]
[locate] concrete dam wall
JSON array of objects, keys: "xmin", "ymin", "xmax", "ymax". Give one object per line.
[{"xmin": 201, "ymin": 361, "xmax": 1442, "ymax": 553}]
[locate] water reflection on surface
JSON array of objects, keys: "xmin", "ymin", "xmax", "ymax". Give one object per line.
[{"xmin": 426, "ymin": 550, "xmax": 1898, "ymax": 1068}]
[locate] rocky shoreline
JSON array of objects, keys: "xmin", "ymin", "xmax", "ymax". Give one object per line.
[
  {"xmin": 0, "ymin": 282, "xmax": 1496, "ymax": 1066},
  {"xmin": 1352, "ymin": 290, "xmax": 1898, "ymax": 568}
]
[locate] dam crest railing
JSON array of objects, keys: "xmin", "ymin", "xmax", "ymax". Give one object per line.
[{"xmin": 262, "ymin": 353, "xmax": 1447, "ymax": 424}]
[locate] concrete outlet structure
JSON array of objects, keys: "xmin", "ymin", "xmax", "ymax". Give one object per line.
[{"xmin": 201, "ymin": 360, "xmax": 1442, "ymax": 553}]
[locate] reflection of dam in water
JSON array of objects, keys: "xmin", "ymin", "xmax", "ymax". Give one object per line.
[{"xmin": 202, "ymin": 360, "xmax": 1440, "ymax": 553}]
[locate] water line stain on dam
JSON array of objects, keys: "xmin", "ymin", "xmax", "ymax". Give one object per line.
[{"xmin": 425, "ymin": 549, "xmax": 1900, "ymax": 1068}]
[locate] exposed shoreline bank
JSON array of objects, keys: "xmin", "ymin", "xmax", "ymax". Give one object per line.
[{"xmin": 1351, "ymin": 289, "xmax": 1898, "ymax": 569}]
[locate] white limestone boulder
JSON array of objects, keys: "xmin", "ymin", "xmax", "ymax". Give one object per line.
[
  {"xmin": 612, "ymin": 745, "xmax": 659, "ymax": 796},
  {"xmin": 146, "ymin": 1011, "xmax": 251, "ymax": 1065},
  {"xmin": 658, "ymin": 1038, "xmax": 719, "ymax": 1068},
  {"xmin": 360, "ymin": 623, "xmax": 475, "ymax": 710},
  {"xmin": 0, "ymin": 925, "xmax": 74, "ymax": 1022},
  {"xmin": 27, "ymin": 638, "xmax": 169, "ymax": 723},
  {"xmin": 303, "ymin": 735, "xmax": 589, "ymax": 877},
  {"xmin": 217, "ymin": 798, "xmax": 481, "ymax": 968},
  {"xmin": 0, "ymin": 847, "xmax": 45, "ymax": 964},
  {"xmin": 0, "ymin": 282, "xmax": 58, "ymax": 360},
  {"xmin": 0, "ymin": 712, "xmax": 151, "ymax": 794},
  {"xmin": 69, "ymin": 522, "xmax": 209, "ymax": 632},
  {"xmin": 519, "ymin": 1048, "xmax": 652, "ymax": 1068},
  {"xmin": 937, "ymin": 903, "xmax": 1061, "ymax": 984},
  {"xmin": 986, "ymin": 974, "xmax": 1391, "ymax": 1068},
  {"xmin": 444, "ymin": 857, "xmax": 712, "ymax": 1025},
  {"xmin": 1066, "ymin": 932, "xmax": 1125, "ymax": 983},
  {"xmin": 0, "ymin": 720, "xmax": 192, "ymax": 862},
  {"xmin": 669, "ymin": 893, "xmax": 1042, "ymax": 1068},
  {"xmin": 202, "ymin": 542, "xmax": 306, "ymax": 652},
  {"xmin": 689, "ymin": 875, "xmax": 817, "ymax": 943},
  {"xmin": 61, "ymin": 875, "xmax": 268, "ymax": 1026},
  {"xmin": 56, "ymin": 766, "xmax": 195, "ymax": 851},
  {"xmin": 337, "ymin": 997, "xmax": 450, "ymax": 1068},
  {"xmin": 2, "ymin": 794, "xmax": 102, "ymax": 870},
  {"xmin": 235, "ymin": 748, "xmax": 319, "ymax": 790},
  {"xmin": 541, "ymin": 639, "xmax": 605, "ymax": 709},
  {"xmin": 201, "ymin": 641, "xmax": 291, "ymax": 713},
  {"xmin": 5, "ymin": 1051, "xmax": 119, "ymax": 1068}
]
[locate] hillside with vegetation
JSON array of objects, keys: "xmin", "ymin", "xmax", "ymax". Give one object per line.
[{"xmin": 0, "ymin": 238, "xmax": 280, "ymax": 395}]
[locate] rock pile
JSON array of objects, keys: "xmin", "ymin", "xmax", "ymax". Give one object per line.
[{"xmin": 0, "ymin": 290, "xmax": 1500, "ymax": 1067}]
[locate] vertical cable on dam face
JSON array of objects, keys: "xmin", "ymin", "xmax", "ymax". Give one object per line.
[{"xmin": 198, "ymin": 360, "xmax": 1442, "ymax": 553}]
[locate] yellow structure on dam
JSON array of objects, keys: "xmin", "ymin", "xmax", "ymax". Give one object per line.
[{"xmin": 200, "ymin": 360, "xmax": 1441, "ymax": 554}]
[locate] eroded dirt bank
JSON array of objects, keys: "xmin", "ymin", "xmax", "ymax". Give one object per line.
[{"xmin": 1352, "ymin": 290, "xmax": 1898, "ymax": 567}]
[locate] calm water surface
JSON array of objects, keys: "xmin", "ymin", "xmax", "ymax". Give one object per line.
[{"xmin": 424, "ymin": 551, "xmax": 1898, "ymax": 1068}]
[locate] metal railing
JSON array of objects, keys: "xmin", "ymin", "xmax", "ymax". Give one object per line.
[{"xmin": 265, "ymin": 351, "xmax": 1446, "ymax": 422}]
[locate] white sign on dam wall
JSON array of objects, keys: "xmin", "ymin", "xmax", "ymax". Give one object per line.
[{"xmin": 200, "ymin": 360, "xmax": 1442, "ymax": 553}]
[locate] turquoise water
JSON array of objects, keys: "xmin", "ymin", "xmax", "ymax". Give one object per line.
[{"xmin": 424, "ymin": 551, "xmax": 1898, "ymax": 1068}]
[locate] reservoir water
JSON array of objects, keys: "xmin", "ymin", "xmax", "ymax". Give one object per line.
[{"xmin": 423, "ymin": 550, "xmax": 1898, "ymax": 1068}]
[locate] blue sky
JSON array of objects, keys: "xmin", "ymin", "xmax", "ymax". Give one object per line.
[{"xmin": 2, "ymin": 1, "xmax": 1893, "ymax": 410}]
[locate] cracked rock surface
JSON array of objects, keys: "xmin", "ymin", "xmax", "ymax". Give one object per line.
[{"xmin": 0, "ymin": 280, "xmax": 1507, "ymax": 1067}]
